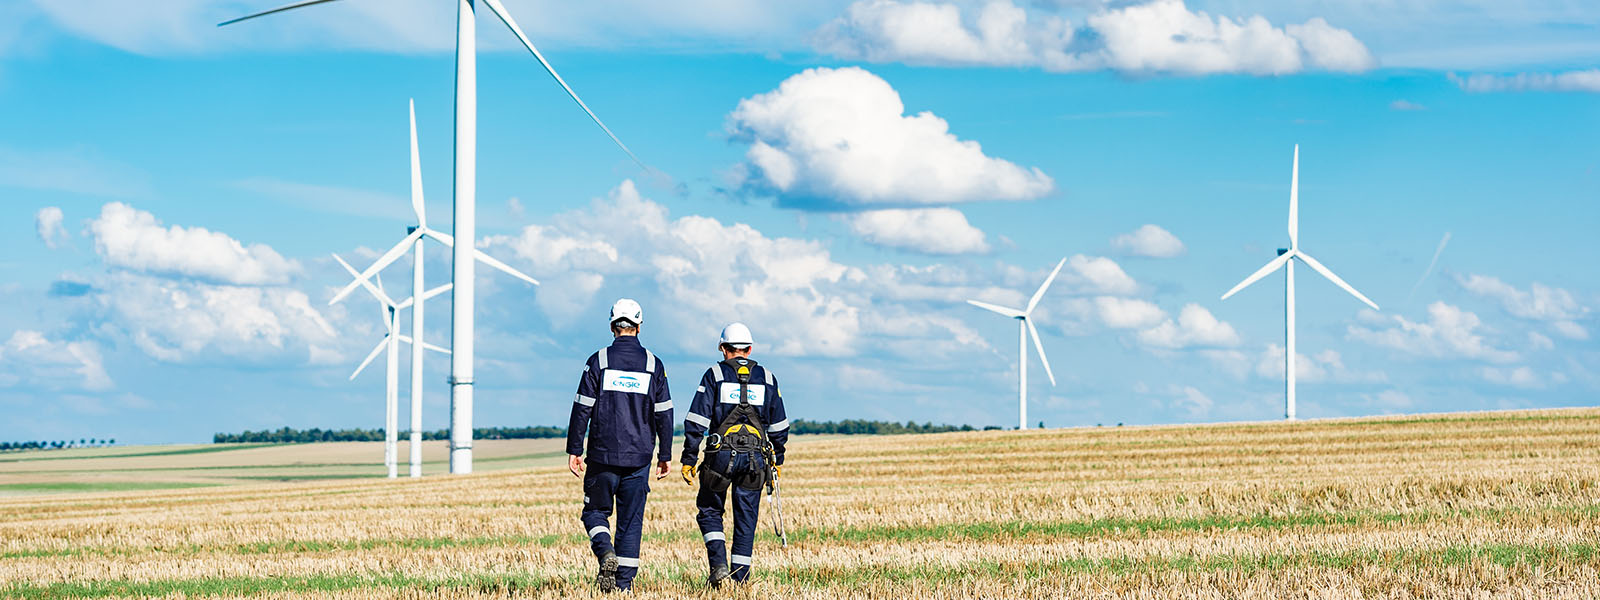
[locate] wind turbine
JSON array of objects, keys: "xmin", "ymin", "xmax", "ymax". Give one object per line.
[
  {"xmin": 967, "ymin": 258, "xmax": 1064, "ymax": 430},
  {"xmin": 1220, "ymin": 145, "xmax": 1379, "ymax": 421},
  {"xmin": 329, "ymin": 99, "xmax": 538, "ymax": 476},
  {"xmin": 222, "ymin": 0, "xmax": 642, "ymax": 475},
  {"xmin": 335, "ymin": 255, "xmax": 451, "ymax": 479}
]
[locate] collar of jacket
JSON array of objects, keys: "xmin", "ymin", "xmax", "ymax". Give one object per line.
[{"xmin": 610, "ymin": 335, "xmax": 642, "ymax": 348}]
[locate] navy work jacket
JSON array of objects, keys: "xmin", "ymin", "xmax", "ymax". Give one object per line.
[
  {"xmin": 679, "ymin": 360, "xmax": 789, "ymax": 467},
  {"xmin": 567, "ymin": 335, "xmax": 673, "ymax": 468}
]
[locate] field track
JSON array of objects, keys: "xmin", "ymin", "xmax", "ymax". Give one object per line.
[{"xmin": 2, "ymin": 408, "xmax": 1598, "ymax": 599}]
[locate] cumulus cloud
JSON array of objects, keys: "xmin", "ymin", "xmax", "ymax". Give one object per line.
[
  {"xmin": 90, "ymin": 273, "xmax": 339, "ymax": 364},
  {"xmin": 1093, "ymin": 296, "xmax": 1166, "ymax": 329},
  {"xmin": 1137, "ymin": 304, "xmax": 1240, "ymax": 349},
  {"xmin": 846, "ymin": 208, "xmax": 991, "ymax": 254},
  {"xmin": 1061, "ymin": 254, "xmax": 1138, "ymax": 296},
  {"xmin": 1347, "ymin": 302, "xmax": 1519, "ymax": 363},
  {"xmin": 36, "ymin": 206, "xmax": 67, "ymax": 248},
  {"xmin": 728, "ymin": 66, "xmax": 1053, "ymax": 209},
  {"xmin": 88, "ymin": 202, "xmax": 300, "ymax": 286},
  {"xmin": 1111, "ymin": 224, "xmax": 1185, "ymax": 258},
  {"xmin": 0, "ymin": 330, "xmax": 113, "ymax": 391},
  {"xmin": 1169, "ymin": 385, "xmax": 1213, "ymax": 419},
  {"xmin": 1449, "ymin": 69, "xmax": 1600, "ymax": 93},
  {"xmin": 1455, "ymin": 274, "xmax": 1589, "ymax": 340},
  {"xmin": 1255, "ymin": 345, "xmax": 1386, "ymax": 383},
  {"xmin": 814, "ymin": 0, "xmax": 1375, "ymax": 76}
]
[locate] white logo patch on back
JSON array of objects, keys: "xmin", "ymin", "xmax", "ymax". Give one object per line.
[
  {"xmin": 718, "ymin": 382, "xmax": 766, "ymax": 405},
  {"xmin": 602, "ymin": 370, "xmax": 651, "ymax": 395}
]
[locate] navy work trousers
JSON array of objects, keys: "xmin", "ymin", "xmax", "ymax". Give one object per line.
[
  {"xmin": 581, "ymin": 462, "xmax": 651, "ymax": 590},
  {"xmin": 694, "ymin": 452, "xmax": 765, "ymax": 582}
]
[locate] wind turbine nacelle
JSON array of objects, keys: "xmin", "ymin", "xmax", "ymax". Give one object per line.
[
  {"xmin": 408, "ymin": 226, "xmax": 419, "ymax": 235},
  {"xmin": 1277, "ymin": 248, "xmax": 1290, "ymax": 256}
]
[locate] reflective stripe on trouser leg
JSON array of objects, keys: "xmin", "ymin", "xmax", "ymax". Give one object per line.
[
  {"xmin": 611, "ymin": 463, "xmax": 652, "ymax": 591},
  {"xmin": 730, "ymin": 485, "xmax": 762, "ymax": 582},
  {"xmin": 580, "ymin": 468, "xmax": 618, "ymax": 560},
  {"xmin": 695, "ymin": 475, "xmax": 729, "ymax": 568}
]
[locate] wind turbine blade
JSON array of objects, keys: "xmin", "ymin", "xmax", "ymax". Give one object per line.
[
  {"xmin": 421, "ymin": 283, "xmax": 453, "ymax": 302},
  {"xmin": 1221, "ymin": 252, "xmax": 1292, "ymax": 300},
  {"xmin": 409, "ymin": 99, "xmax": 426, "ymax": 229},
  {"xmin": 423, "ymin": 229, "xmax": 453, "ymax": 247},
  {"xmin": 475, "ymin": 249, "xmax": 540, "ymax": 286},
  {"xmin": 1025, "ymin": 257, "xmax": 1067, "ymax": 314},
  {"xmin": 333, "ymin": 253, "xmax": 396, "ymax": 308},
  {"xmin": 1026, "ymin": 318, "xmax": 1056, "ymax": 386},
  {"xmin": 350, "ymin": 336, "xmax": 388, "ymax": 380},
  {"xmin": 1295, "ymin": 251, "xmax": 1380, "ymax": 310},
  {"xmin": 329, "ymin": 230, "xmax": 422, "ymax": 305},
  {"xmin": 218, "ymin": 0, "xmax": 344, "ymax": 26},
  {"xmin": 398, "ymin": 335, "xmax": 450, "ymax": 355},
  {"xmin": 967, "ymin": 300, "xmax": 1025, "ymax": 319},
  {"xmin": 479, "ymin": 0, "xmax": 645, "ymax": 170},
  {"xmin": 396, "ymin": 296, "xmax": 416, "ymax": 311},
  {"xmin": 1289, "ymin": 144, "xmax": 1299, "ymax": 250}
]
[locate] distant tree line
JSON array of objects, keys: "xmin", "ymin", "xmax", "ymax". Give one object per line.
[
  {"xmin": 0, "ymin": 439, "xmax": 115, "ymax": 452},
  {"xmin": 214, "ymin": 420, "xmax": 985, "ymax": 444}
]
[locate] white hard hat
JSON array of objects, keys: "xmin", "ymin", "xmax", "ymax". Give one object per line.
[
  {"xmin": 719, "ymin": 322, "xmax": 754, "ymax": 347},
  {"xmin": 610, "ymin": 298, "xmax": 643, "ymax": 327}
]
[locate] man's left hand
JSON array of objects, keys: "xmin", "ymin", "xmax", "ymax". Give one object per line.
[{"xmin": 654, "ymin": 460, "xmax": 669, "ymax": 480}]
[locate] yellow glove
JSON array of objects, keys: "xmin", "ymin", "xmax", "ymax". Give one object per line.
[{"xmin": 682, "ymin": 463, "xmax": 697, "ymax": 485}]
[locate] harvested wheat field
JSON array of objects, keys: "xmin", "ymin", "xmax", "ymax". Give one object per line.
[{"xmin": 3, "ymin": 408, "xmax": 1598, "ymax": 599}]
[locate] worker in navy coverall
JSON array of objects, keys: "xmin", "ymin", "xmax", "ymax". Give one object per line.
[
  {"xmin": 567, "ymin": 298, "xmax": 672, "ymax": 592},
  {"xmin": 680, "ymin": 322, "xmax": 789, "ymax": 587}
]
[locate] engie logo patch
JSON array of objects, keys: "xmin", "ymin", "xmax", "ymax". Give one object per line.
[
  {"xmin": 602, "ymin": 370, "xmax": 651, "ymax": 395},
  {"xmin": 718, "ymin": 383, "xmax": 766, "ymax": 405}
]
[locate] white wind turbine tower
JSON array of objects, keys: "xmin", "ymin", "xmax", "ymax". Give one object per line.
[
  {"xmin": 222, "ymin": 0, "xmax": 642, "ymax": 474},
  {"xmin": 329, "ymin": 99, "xmax": 538, "ymax": 477},
  {"xmin": 967, "ymin": 258, "xmax": 1065, "ymax": 430},
  {"xmin": 334, "ymin": 256, "xmax": 451, "ymax": 478},
  {"xmin": 1221, "ymin": 145, "xmax": 1379, "ymax": 421}
]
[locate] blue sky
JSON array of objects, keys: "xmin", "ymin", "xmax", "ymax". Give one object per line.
[{"xmin": 1, "ymin": 0, "xmax": 1596, "ymax": 444}]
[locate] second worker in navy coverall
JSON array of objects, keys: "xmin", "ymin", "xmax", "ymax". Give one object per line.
[
  {"xmin": 567, "ymin": 298, "xmax": 672, "ymax": 592},
  {"xmin": 680, "ymin": 322, "xmax": 789, "ymax": 587}
]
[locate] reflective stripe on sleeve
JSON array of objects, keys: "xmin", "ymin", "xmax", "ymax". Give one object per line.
[
  {"xmin": 616, "ymin": 557, "xmax": 640, "ymax": 568},
  {"xmin": 654, "ymin": 400, "xmax": 673, "ymax": 412},
  {"xmin": 598, "ymin": 348, "xmax": 608, "ymax": 369},
  {"xmin": 731, "ymin": 554, "xmax": 752, "ymax": 566},
  {"xmin": 685, "ymin": 412, "xmax": 711, "ymax": 428},
  {"xmin": 764, "ymin": 369, "xmax": 774, "ymax": 385},
  {"xmin": 710, "ymin": 366, "xmax": 723, "ymax": 382},
  {"xmin": 768, "ymin": 418, "xmax": 790, "ymax": 432},
  {"xmin": 696, "ymin": 385, "xmax": 705, "ymax": 394},
  {"xmin": 575, "ymin": 394, "xmax": 596, "ymax": 407},
  {"xmin": 645, "ymin": 350, "xmax": 656, "ymax": 373},
  {"xmin": 588, "ymin": 525, "xmax": 610, "ymax": 539},
  {"xmin": 702, "ymin": 531, "xmax": 725, "ymax": 543}
]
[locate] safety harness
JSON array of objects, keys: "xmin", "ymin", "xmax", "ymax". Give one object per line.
[{"xmin": 704, "ymin": 357, "xmax": 772, "ymax": 491}]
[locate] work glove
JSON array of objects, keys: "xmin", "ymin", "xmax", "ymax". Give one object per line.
[{"xmin": 682, "ymin": 463, "xmax": 697, "ymax": 485}]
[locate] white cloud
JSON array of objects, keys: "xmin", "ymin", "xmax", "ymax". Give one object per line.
[
  {"xmin": 728, "ymin": 66, "xmax": 1053, "ymax": 208},
  {"xmin": 1479, "ymin": 366, "xmax": 1543, "ymax": 389},
  {"xmin": 1063, "ymin": 255, "xmax": 1138, "ymax": 296},
  {"xmin": 35, "ymin": 206, "xmax": 66, "ymax": 248},
  {"xmin": 1389, "ymin": 99, "xmax": 1426, "ymax": 111},
  {"xmin": 1527, "ymin": 331, "xmax": 1555, "ymax": 351},
  {"xmin": 1360, "ymin": 389, "xmax": 1413, "ymax": 412},
  {"xmin": 814, "ymin": 0, "xmax": 1375, "ymax": 75},
  {"xmin": 1137, "ymin": 304, "xmax": 1240, "ymax": 349},
  {"xmin": 1449, "ymin": 69, "xmax": 1600, "ymax": 93},
  {"xmin": 1254, "ymin": 345, "xmax": 1386, "ymax": 383},
  {"xmin": 1111, "ymin": 224, "xmax": 1185, "ymax": 258},
  {"xmin": 1093, "ymin": 296, "xmax": 1166, "ymax": 329},
  {"xmin": 1455, "ymin": 274, "xmax": 1589, "ymax": 340},
  {"xmin": 87, "ymin": 202, "xmax": 300, "ymax": 286},
  {"xmin": 1170, "ymin": 385, "xmax": 1213, "ymax": 419},
  {"xmin": 0, "ymin": 330, "xmax": 113, "ymax": 392},
  {"xmin": 1346, "ymin": 301, "xmax": 1519, "ymax": 363},
  {"xmin": 92, "ymin": 273, "xmax": 338, "ymax": 364},
  {"xmin": 845, "ymin": 208, "xmax": 991, "ymax": 254}
]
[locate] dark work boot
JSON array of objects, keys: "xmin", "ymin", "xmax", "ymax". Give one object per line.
[
  {"xmin": 596, "ymin": 551, "xmax": 619, "ymax": 592},
  {"xmin": 708, "ymin": 563, "xmax": 730, "ymax": 588}
]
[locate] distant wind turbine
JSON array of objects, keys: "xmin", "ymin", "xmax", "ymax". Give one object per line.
[
  {"xmin": 967, "ymin": 258, "xmax": 1065, "ymax": 430},
  {"xmin": 222, "ymin": 0, "xmax": 641, "ymax": 475},
  {"xmin": 329, "ymin": 100, "xmax": 537, "ymax": 477},
  {"xmin": 335, "ymin": 257, "xmax": 451, "ymax": 479},
  {"xmin": 1221, "ymin": 145, "xmax": 1379, "ymax": 421}
]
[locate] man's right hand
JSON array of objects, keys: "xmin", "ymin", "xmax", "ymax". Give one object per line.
[
  {"xmin": 568, "ymin": 454, "xmax": 586, "ymax": 478},
  {"xmin": 681, "ymin": 463, "xmax": 696, "ymax": 486}
]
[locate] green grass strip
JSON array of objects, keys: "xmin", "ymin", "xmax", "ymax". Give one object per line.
[
  {"xmin": 0, "ymin": 571, "xmax": 574, "ymax": 599},
  {"xmin": 0, "ymin": 444, "xmax": 275, "ymax": 463},
  {"xmin": 0, "ymin": 481, "xmax": 221, "ymax": 494}
]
